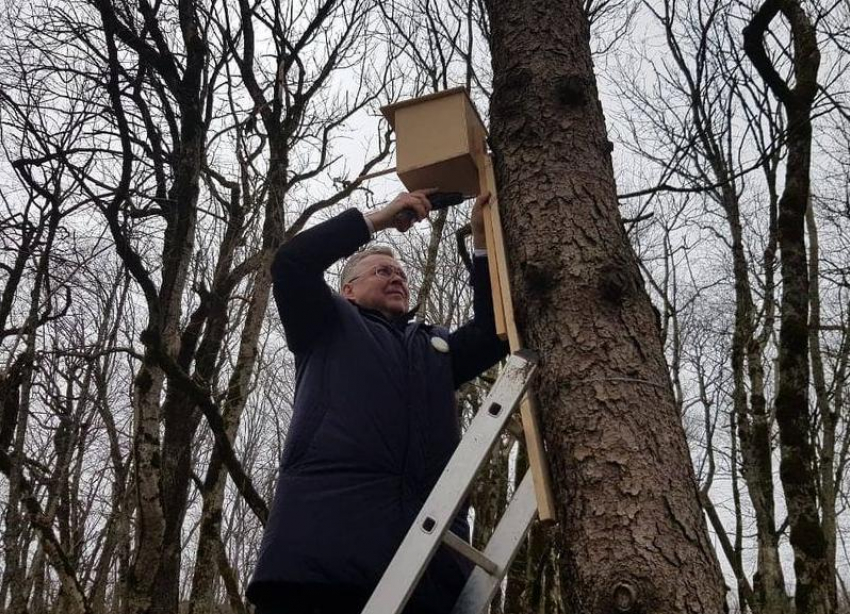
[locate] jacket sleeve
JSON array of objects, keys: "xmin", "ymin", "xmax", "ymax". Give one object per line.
[
  {"xmin": 448, "ymin": 255, "xmax": 511, "ymax": 388},
  {"xmin": 271, "ymin": 209, "xmax": 371, "ymax": 354}
]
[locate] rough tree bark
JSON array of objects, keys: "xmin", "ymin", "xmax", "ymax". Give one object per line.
[{"xmin": 484, "ymin": 1, "xmax": 728, "ymax": 611}]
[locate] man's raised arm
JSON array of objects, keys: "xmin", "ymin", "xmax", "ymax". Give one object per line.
[
  {"xmin": 271, "ymin": 191, "xmax": 433, "ymax": 354},
  {"xmin": 271, "ymin": 209, "xmax": 371, "ymax": 354}
]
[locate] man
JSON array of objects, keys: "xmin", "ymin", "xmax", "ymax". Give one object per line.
[{"xmin": 247, "ymin": 190, "xmax": 509, "ymax": 614}]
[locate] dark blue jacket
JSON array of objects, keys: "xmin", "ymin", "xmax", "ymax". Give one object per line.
[{"xmin": 247, "ymin": 209, "xmax": 508, "ymax": 613}]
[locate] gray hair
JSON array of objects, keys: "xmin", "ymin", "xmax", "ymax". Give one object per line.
[{"xmin": 339, "ymin": 246, "xmax": 397, "ymax": 290}]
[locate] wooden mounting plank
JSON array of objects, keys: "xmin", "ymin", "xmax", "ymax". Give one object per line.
[
  {"xmin": 518, "ymin": 396, "xmax": 557, "ymax": 522},
  {"xmin": 477, "ymin": 153, "xmax": 508, "ymax": 339},
  {"xmin": 476, "ymin": 154, "xmax": 557, "ymax": 523},
  {"xmin": 484, "ymin": 178, "xmax": 519, "ymax": 350}
]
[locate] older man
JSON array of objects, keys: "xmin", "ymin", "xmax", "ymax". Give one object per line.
[{"xmin": 247, "ymin": 190, "xmax": 508, "ymax": 614}]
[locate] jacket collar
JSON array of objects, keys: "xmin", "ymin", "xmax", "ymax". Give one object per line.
[{"xmin": 348, "ymin": 299, "xmax": 421, "ymax": 330}]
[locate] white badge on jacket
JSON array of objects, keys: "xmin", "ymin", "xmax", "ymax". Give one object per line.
[{"xmin": 430, "ymin": 336, "xmax": 450, "ymax": 353}]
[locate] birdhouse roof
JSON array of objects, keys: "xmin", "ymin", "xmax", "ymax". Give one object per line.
[{"xmin": 380, "ymin": 87, "xmax": 487, "ymax": 134}]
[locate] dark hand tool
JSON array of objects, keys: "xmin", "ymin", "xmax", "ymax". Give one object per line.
[{"xmin": 393, "ymin": 192, "xmax": 471, "ymax": 226}]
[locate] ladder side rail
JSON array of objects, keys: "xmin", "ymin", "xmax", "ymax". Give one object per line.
[{"xmin": 451, "ymin": 469, "xmax": 539, "ymax": 614}]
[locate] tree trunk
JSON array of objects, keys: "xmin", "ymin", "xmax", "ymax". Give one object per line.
[
  {"xmin": 744, "ymin": 2, "xmax": 832, "ymax": 612},
  {"xmin": 654, "ymin": 6, "xmax": 787, "ymax": 606},
  {"xmin": 2, "ymin": 357, "xmax": 32, "ymax": 614},
  {"xmin": 807, "ymin": 201, "xmax": 838, "ymax": 608},
  {"xmin": 416, "ymin": 209, "xmax": 450, "ymax": 316},
  {"xmin": 27, "ymin": 549, "xmax": 46, "ymax": 614},
  {"xmin": 150, "ymin": 175, "xmax": 243, "ymax": 614},
  {"xmin": 485, "ymin": 1, "xmax": 728, "ymax": 611},
  {"xmin": 188, "ymin": 265, "xmax": 275, "ymax": 614}
]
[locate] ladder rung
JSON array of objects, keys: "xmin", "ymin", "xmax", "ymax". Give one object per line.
[{"xmin": 442, "ymin": 531, "xmax": 500, "ymax": 576}]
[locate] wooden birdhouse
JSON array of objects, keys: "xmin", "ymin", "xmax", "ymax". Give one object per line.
[{"xmin": 381, "ymin": 87, "xmax": 487, "ymax": 195}]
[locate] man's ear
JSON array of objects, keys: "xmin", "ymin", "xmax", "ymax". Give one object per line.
[{"xmin": 341, "ymin": 282, "xmax": 355, "ymax": 300}]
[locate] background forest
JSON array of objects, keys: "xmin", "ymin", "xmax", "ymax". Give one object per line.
[{"xmin": 1, "ymin": 0, "xmax": 849, "ymax": 613}]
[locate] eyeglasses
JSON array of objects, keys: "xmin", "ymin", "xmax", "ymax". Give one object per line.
[{"xmin": 348, "ymin": 264, "xmax": 408, "ymax": 284}]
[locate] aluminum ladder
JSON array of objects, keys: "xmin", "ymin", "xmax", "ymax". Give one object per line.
[{"xmin": 362, "ymin": 350, "xmax": 541, "ymax": 614}]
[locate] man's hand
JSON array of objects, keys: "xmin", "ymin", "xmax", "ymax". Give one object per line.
[
  {"xmin": 366, "ymin": 189, "xmax": 436, "ymax": 233},
  {"xmin": 471, "ymin": 192, "xmax": 491, "ymax": 250}
]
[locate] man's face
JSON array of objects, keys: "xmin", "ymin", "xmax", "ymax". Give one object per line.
[{"xmin": 342, "ymin": 254, "xmax": 410, "ymax": 319}]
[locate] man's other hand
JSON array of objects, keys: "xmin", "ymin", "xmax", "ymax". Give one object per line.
[
  {"xmin": 366, "ymin": 189, "xmax": 436, "ymax": 233},
  {"xmin": 471, "ymin": 192, "xmax": 491, "ymax": 250}
]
